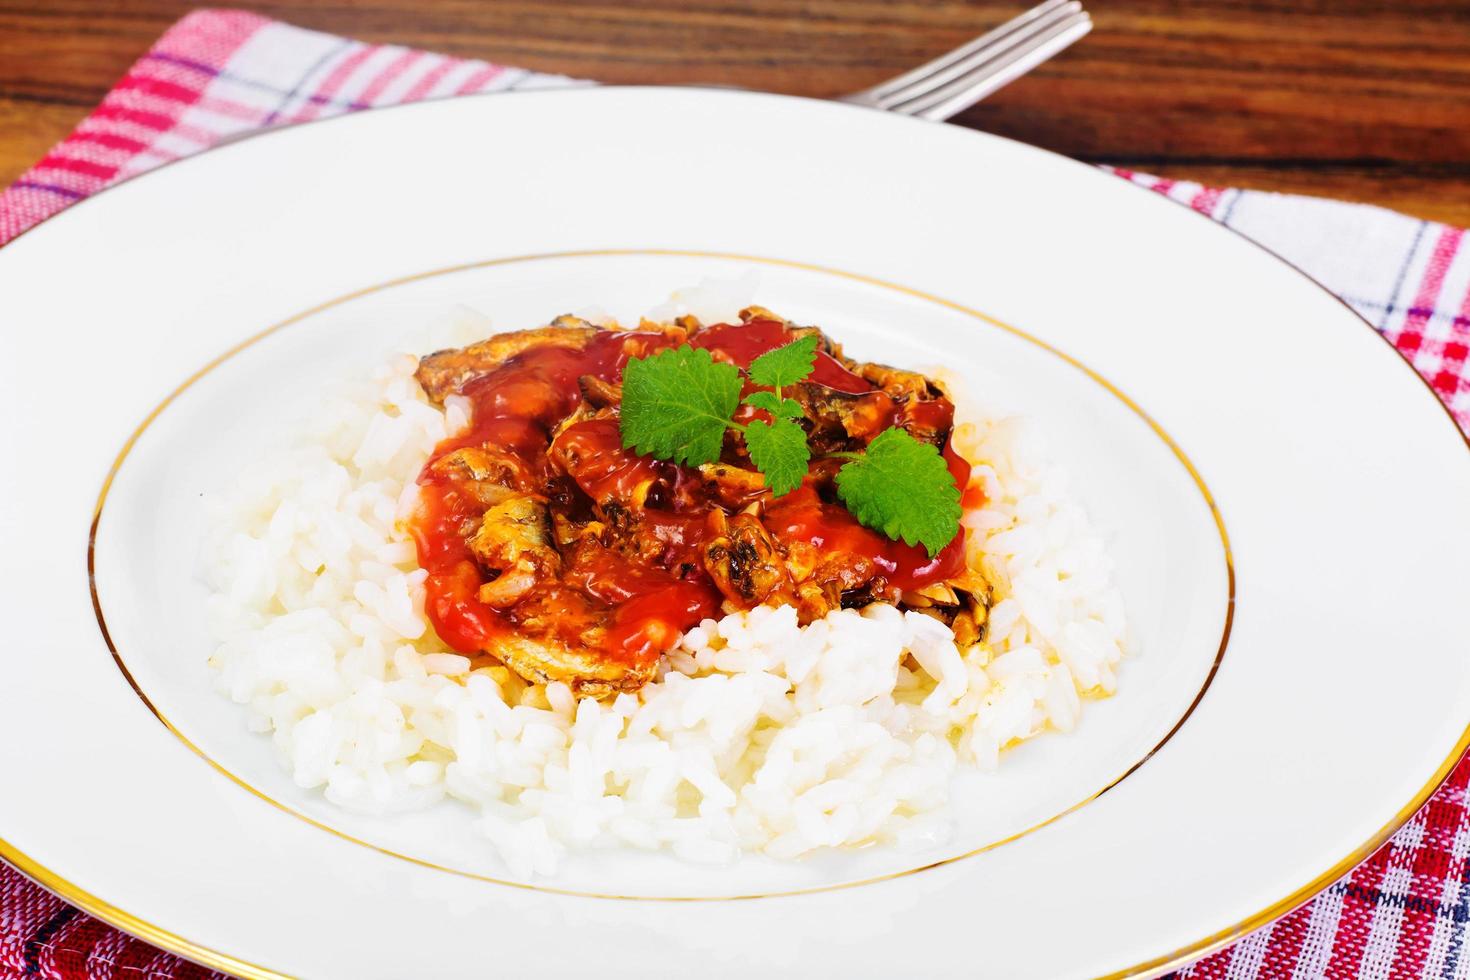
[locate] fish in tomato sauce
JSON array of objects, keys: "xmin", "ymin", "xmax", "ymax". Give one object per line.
[{"xmin": 407, "ymin": 307, "xmax": 990, "ymax": 697}]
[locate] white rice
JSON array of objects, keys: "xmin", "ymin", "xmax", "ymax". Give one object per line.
[{"xmin": 203, "ymin": 333, "xmax": 1126, "ymax": 877}]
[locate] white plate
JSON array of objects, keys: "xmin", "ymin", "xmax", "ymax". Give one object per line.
[{"xmin": 1, "ymin": 87, "xmax": 1467, "ymax": 978}]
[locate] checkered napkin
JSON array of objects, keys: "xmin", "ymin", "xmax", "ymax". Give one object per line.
[{"xmin": 3, "ymin": 10, "xmax": 1469, "ymax": 979}]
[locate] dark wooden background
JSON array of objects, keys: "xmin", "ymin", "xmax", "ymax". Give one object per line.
[{"xmin": 2, "ymin": 0, "xmax": 1468, "ymax": 224}]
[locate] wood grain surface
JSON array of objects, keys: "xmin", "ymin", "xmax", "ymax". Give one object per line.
[{"xmin": 1, "ymin": 1, "xmax": 1468, "ymax": 224}]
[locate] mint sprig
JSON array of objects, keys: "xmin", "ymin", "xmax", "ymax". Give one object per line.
[
  {"xmin": 618, "ymin": 334, "xmax": 962, "ymax": 554},
  {"xmin": 620, "ymin": 346, "xmax": 742, "ymax": 466},
  {"xmin": 833, "ymin": 428, "xmax": 962, "ymax": 557},
  {"xmin": 742, "ymin": 390, "xmax": 804, "ymax": 420},
  {"xmin": 743, "ymin": 415, "xmax": 810, "ymax": 496},
  {"xmin": 748, "ymin": 334, "xmax": 819, "ymax": 390}
]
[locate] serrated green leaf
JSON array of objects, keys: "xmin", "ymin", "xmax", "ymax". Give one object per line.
[
  {"xmin": 742, "ymin": 390, "xmax": 805, "ymax": 419},
  {"xmin": 834, "ymin": 427, "xmax": 962, "ymax": 557},
  {"xmin": 748, "ymin": 335, "xmax": 819, "ymax": 390},
  {"xmin": 619, "ymin": 346, "xmax": 743, "ymax": 466},
  {"xmin": 743, "ymin": 417, "xmax": 810, "ymax": 497}
]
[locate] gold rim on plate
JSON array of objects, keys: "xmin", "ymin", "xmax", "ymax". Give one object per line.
[
  {"xmin": 0, "ymin": 87, "xmax": 1463, "ymax": 979},
  {"xmin": 88, "ymin": 248, "xmax": 1234, "ymax": 902},
  {"xmin": 66, "ymin": 246, "xmax": 1229, "ymax": 976}
]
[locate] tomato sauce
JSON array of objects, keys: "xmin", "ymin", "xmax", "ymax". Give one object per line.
[{"xmin": 406, "ymin": 319, "xmax": 971, "ymax": 665}]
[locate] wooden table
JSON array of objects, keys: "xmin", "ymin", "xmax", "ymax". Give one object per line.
[{"xmin": 3, "ymin": 0, "xmax": 1468, "ymax": 225}]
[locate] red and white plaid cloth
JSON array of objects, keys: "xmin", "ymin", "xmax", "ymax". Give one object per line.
[{"xmin": 3, "ymin": 10, "xmax": 1469, "ymax": 979}]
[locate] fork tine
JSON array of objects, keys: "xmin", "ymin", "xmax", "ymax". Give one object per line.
[
  {"xmin": 887, "ymin": 11, "xmax": 1091, "ymax": 120},
  {"xmin": 856, "ymin": 0, "xmax": 1076, "ymax": 104},
  {"xmin": 870, "ymin": 1, "xmax": 1084, "ymax": 110}
]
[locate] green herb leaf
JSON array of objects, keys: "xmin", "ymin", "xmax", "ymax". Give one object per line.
[
  {"xmin": 834, "ymin": 428, "xmax": 962, "ymax": 557},
  {"xmin": 620, "ymin": 346, "xmax": 743, "ymax": 466},
  {"xmin": 747, "ymin": 335, "xmax": 819, "ymax": 390},
  {"xmin": 743, "ymin": 417, "xmax": 811, "ymax": 497},
  {"xmin": 620, "ymin": 338, "xmax": 955, "ymax": 542},
  {"xmin": 742, "ymin": 390, "xmax": 805, "ymax": 420}
]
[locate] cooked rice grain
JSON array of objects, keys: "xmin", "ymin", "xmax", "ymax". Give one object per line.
[{"xmin": 204, "ymin": 346, "xmax": 1126, "ymax": 876}]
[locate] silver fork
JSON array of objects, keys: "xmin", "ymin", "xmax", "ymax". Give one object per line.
[{"xmin": 839, "ymin": 0, "xmax": 1092, "ymax": 121}]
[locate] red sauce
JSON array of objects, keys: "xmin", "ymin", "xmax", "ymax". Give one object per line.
[
  {"xmin": 762, "ymin": 487, "xmax": 966, "ymax": 592},
  {"xmin": 407, "ymin": 319, "xmax": 971, "ymax": 664},
  {"xmin": 689, "ymin": 320, "xmax": 872, "ymax": 392},
  {"xmin": 405, "ymin": 496, "xmax": 500, "ymax": 653}
]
